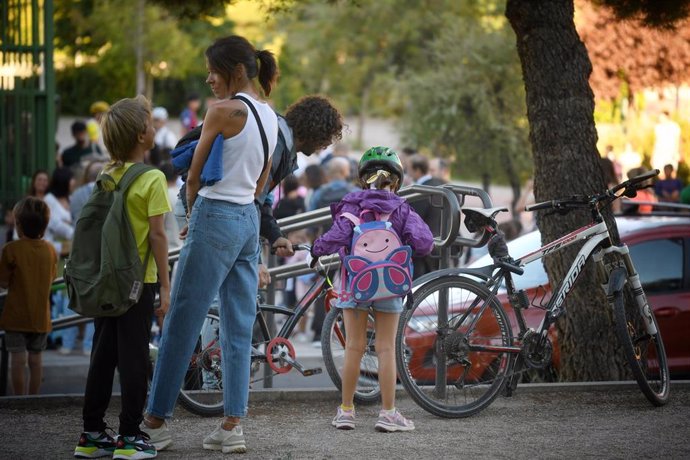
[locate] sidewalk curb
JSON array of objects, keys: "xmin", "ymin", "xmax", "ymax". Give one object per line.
[{"xmin": 2, "ymin": 381, "xmax": 687, "ymax": 409}]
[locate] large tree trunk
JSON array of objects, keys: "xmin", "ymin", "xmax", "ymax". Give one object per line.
[{"xmin": 505, "ymin": 0, "xmax": 628, "ymax": 380}]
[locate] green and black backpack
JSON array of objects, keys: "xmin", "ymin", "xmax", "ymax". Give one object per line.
[{"xmin": 64, "ymin": 163, "xmax": 153, "ymax": 317}]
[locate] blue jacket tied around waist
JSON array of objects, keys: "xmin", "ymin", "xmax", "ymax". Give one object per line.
[{"xmin": 170, "ymin": 134, "xmax": 224, "ymax": 186}]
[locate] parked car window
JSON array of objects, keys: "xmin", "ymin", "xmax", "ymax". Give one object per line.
[{"xmin": 629, "ymin": 238, "xmax": 684, "ymax": 292}]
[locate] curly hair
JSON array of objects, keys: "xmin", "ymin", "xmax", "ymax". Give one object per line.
[{"xmin": 284, "ymin": 95, "xmax": 343, "ymax": 150}]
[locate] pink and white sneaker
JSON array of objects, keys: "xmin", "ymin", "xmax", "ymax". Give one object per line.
[
  {"xmin": 331, "ymin": 406, "xmax": 356, "ymax": 430},
  {"xmin": 375, "ymin": 409, "xmax": 415, "ymax": 432}
]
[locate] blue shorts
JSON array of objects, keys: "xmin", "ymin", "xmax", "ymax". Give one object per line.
[{"xmin": 336, "ymin": 296, "xmax": 404, "ymax": 314}]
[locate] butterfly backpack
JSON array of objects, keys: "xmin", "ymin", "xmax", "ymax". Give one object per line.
[{"xmin": 339, "ymin": 210, "xmax": 413, "ymax": 303}]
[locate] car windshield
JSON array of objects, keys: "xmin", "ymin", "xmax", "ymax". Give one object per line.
[{"xmin": 468, "ymin": 230, "xmax": 549, "ymax": 291}]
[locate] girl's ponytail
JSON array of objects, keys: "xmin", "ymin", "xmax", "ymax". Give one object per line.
[{"xmin": 256, "ymin": 49, "xmax": 279, "ymax": 96}]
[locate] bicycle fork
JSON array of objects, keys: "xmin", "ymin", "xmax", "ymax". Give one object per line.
[{"xmin": 594, "ymin": 246, "xmax": 658, "ymax": 336}]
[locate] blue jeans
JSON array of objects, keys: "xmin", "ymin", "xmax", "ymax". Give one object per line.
[{"xmin": 147, "ymin": 197, "xmax": 259, "ymax": 418}]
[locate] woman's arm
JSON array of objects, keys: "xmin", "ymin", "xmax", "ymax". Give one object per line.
[
  {"xmin": 186, "ymin": 100, "xmax": 246, "ymax": 212},
  {"xmin": 148, "ymin": 214, "xmax": 170, "ymax": 317}
]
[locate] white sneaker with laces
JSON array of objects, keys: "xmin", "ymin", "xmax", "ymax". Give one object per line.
[
  {"xmin": 203, "ymin": 423, "xmax": 247, "ymax": 454},
  {"xmin": 140, "ymin": 421, "xmax": 172, "ymax": 451}
]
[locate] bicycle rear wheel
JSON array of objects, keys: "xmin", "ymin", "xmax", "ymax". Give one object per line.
[
  {"xmin": 321, "ymin": 307, "xmax": 381, "ymax": 404},
  {"xmin": 396, "ymin": 275, "xmax": 514, "ymax": 418},
  {"xmin": 177, "ymin": 308, "xmax": 224, "ymax": 416},
  {"xmin": 613, "ymin": 284, "xmax": 670, "ymax": 406}
]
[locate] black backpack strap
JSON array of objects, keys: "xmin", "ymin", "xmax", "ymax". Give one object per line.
[{"xmin": 232, "ymin": 94, "xmax": 269, "ymax": 180}]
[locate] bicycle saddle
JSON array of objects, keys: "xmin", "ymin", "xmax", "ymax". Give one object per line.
[{"xmin": 462, "ymin": 206, "xmax": 509, "ymax": 232}]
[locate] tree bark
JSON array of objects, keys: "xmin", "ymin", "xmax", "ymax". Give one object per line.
[{"xmin": 505, "ymin": 0, "xmax": 628, "ymax": 380}]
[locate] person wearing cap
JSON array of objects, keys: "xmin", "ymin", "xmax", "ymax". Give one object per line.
[
  {"xmin": 86, "ymin": 100, "xmax": 110, "ymax": 155},
  {"xmin": 152, "ymin": 107, "xmax": 179, "ymax": 152}
]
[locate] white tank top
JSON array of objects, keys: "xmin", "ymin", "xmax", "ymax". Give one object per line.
[{"xmin": 198, "ymin": 92, "xmax": 278, "ymax": 204}]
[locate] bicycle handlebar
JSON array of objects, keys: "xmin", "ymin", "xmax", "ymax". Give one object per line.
[
  {"xmin": 524, "ymin": 169, "xmax": 660, "ymax": 213},
  {"xmin": 270, "ymin": 243, "xmax": 311, "ymax": 255},
  {"xmin": 609, "ymin": 168, "xmax": 659, "ymax": 197}
]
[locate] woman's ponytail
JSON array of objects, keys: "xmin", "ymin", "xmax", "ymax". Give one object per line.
[{"xmin": 255, "ymin": 49, "xmax": 279, "ymax": 96}]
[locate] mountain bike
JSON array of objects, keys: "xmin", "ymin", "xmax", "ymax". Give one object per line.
[
  {"xmin": 158, "ymin": 244, "xmax": 380, "ymax": 416},
  {"xmin": 396, "ymin": 170, "xmax": 670, "ymax": 418}
]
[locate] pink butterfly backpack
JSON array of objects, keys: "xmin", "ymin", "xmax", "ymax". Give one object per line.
[{"xmin": 339, "ymin": 210, "xmax": 413, "ymax": 303}]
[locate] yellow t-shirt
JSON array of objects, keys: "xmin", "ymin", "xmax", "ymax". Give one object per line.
[{"xmin": 105, "ymin": 163, "xmax": 171, "ymax": 283}]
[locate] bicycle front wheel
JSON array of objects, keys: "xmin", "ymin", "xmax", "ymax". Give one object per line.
[
  {"xmin": 613, "ymin": 284, "xmax": 670, "ymax": 406},
  {"xmin": 396, "ymin": 275, "xmax": 514, "ymax": 418},
  {"xmin": 321, "ymin": 307, "xmax": 381, "ymax": 404},
  {"xmin": 177, "ymin": 308, "xmax": 224, "ymax": 416}
]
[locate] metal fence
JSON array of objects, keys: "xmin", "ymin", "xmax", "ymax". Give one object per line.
[
  {"xmin": 0, "ymin": 0, "xmax": 56, "ymax": 211},
  {"xmin": 0, "ymin": 184, "xmax": 494, "ymax": 395}
]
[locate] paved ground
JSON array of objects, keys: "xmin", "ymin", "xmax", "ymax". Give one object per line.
[{"xmin": 1, "ymin": 382, "xmax": 688, "ymax": 459}]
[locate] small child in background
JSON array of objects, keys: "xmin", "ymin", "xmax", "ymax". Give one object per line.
[
  {"xmin": 311, "ymin": 147, "xmax": 433, "ymax": 432},
  {"xmin": 0, "ymin": 197, "xmax": 58, "ymax": 395}
]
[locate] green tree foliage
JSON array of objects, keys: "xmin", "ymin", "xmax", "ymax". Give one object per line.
[
  {"xmin": 54, "ymin": 0, "xmax": 233, "ymax": 114},
  {"xmin": 54, "ymin": 0, "xmax": 104, "ymax": 56},
  {"xmin": 274, "ymin": 0, "xmax": 531, "ymax": 187},
  {"xmin": 396, "ymin": 17, "xmax": 530, "ymax": 190}
]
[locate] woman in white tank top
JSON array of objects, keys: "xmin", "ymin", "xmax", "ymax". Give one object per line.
[{"xmin": 144, "ymin": 36, "xmax": 278, "ymax": 454}]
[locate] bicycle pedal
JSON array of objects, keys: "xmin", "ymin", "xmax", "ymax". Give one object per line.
[{"xmin": 302, "ymin": 367, "xmax": 323, "ymax": 377}]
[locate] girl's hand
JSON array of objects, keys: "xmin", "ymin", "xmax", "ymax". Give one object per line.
[{"xmin": 258, "ymin": 264, "xmax": 271, "ymax": 288}]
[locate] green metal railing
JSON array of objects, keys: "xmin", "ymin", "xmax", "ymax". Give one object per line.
[{"xmin": 0, "ymin": 0, "xmax": 55, "ymax": 211}]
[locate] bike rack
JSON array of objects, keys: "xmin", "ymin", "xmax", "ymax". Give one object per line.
[{"xmin": 0, "ymin": 183, "xmax": 494, "ymax": 395}]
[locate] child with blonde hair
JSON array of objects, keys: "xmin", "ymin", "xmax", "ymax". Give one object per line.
[{"xmin": 73, "ymin": 95, "xmax": 170, "ymax": 459}]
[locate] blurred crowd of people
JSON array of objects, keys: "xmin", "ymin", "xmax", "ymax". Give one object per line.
[{"xmin": 5, "ymin": 96, "xmax": 689, "ymax": 354}]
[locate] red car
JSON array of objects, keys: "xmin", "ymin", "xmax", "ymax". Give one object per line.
[{"xmin": 403, "ymin": 215, "xmax": 690, "ymax": 381}]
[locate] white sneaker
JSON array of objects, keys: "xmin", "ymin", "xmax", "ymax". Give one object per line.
[
  {"xmin": 203, "ymin": 423, "xmax": 246, "ymax": 454},
  {"xmin": 140, "ymin": 420, "xmax": 172, "ymax": 451}
]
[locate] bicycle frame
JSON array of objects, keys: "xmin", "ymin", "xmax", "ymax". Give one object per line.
[
  {"xmin": 254, "ymin": 272, "xmax": 334, "ymax": 345},
  {"xmin": 511, "ymin": 219, "xmax": 611, "ymax": 338},
  {"xmin": 492, "ymin": 216, "xmax": 645, "ymax": 350}
]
